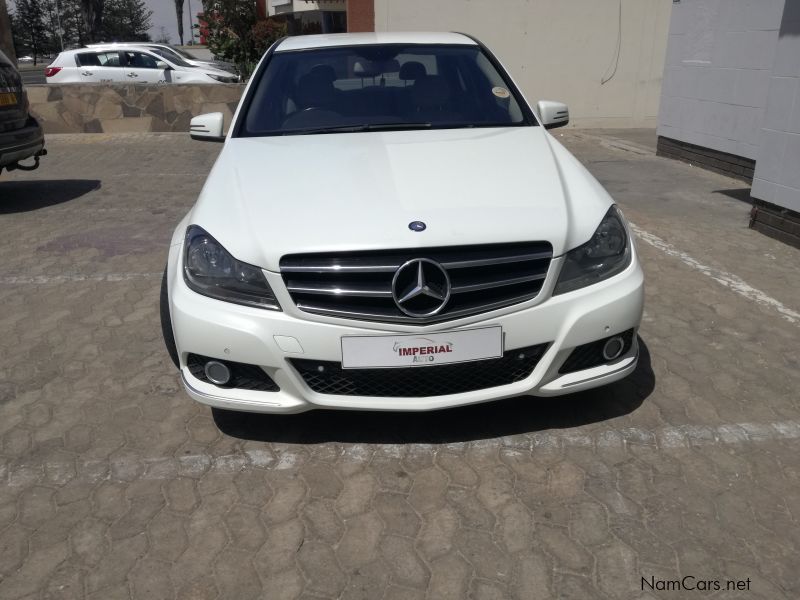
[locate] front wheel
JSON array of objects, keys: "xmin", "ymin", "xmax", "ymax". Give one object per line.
[{"xmin": 160, "ymin": 267, "xmax": 180, "ymax": 369}]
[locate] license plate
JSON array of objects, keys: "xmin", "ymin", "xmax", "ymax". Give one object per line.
[
  {"xmin": 341, "ymin": 326, "xmax": 503, "ymax": 369},
  {"xmin": 0, "ymin": 92, "xmax": 18, "ymax": 106}
]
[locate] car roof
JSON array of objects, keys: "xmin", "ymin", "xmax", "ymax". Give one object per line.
[
  {"xmin": 275, "ymin": 32, "xmax": 477, "ymax": 52},
  {"xmin": 82, "ymin": 44, "xmax": 157, "ymax": 52},
  {"xmin": 87, "ymin": 42, "xmax": 166, "ymax": 47},
  {"xmin": 64, "ymin": 46, "xmax": 158, "ymax": 55}
]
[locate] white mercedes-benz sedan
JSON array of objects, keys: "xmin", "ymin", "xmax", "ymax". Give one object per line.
[{"xmin": 162, "ymin": 32, "xmax": 644, "ymax": 414}]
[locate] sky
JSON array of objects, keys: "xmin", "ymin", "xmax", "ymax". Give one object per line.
[{"xmin": 146, "ymin": 0, "xmax": 201, "ymax": 46}]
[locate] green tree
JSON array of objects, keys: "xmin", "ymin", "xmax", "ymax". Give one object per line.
[
  {"xmin": 100, "ymin": 0, "xmax": 153, "ymax": 41},
  {"xmin": 41, "ymin": 0, "xmax": 65, "ymax": 52},
  {"xmin": 201, "ymin": 0, "xmax": 286, "ymax": 78},
  {"xmin": 61, "ymin": 0, "xmax": 89, "ymax": 47},
  {"xmin": 80, "ymin": 0, "xmax": 105, "ymax": 42},
  {"xmin": 10, "ymin": 0, "xmax": 49, "ymax": 63}
]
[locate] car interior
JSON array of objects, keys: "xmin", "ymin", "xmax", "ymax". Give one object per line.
[
  {"xmin": 76, "ymin": 52, "xmax": 121, "ymax": 67},
  {"xmin": 244, "ymin": 45, "xmax": 526, "ymax": 134}
]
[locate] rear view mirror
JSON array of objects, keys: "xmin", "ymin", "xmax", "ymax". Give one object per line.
[
  {"xmin": 536, "ymin": 100, "xmax": 569, "ymax": 129},
  {"xmin": 156, "ymin": 60, "xmax": 171, "ymax": 70},
  {"xmin": 190, "ymin": 112, "xmax": 225, "ymax": 143}
]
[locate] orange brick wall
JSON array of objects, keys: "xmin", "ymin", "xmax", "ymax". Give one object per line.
[{"xmin": 347, "ymin": 0, "xmax": 375, "ymax": 32}]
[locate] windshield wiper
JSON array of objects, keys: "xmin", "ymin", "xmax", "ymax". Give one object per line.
[
  {"xmin": 361, "ymin": 122, "xmax": 433, "ymax": 131},
  {"xmin": 280, "ymin": 122, "xmax": 433, "ymax": 136}
]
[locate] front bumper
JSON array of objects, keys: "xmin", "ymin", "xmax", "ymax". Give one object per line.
[{"xmin": 168, "ymin": 245, "xmax": 644, "ymax": 413}]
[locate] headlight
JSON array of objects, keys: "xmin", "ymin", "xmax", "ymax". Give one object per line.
[
  {"xmin": 554, "ymin": 205, "xmax": 632, "ymax": 295},
  {"xmin": 207, "ymin": 73, "xmax": 237, "ymax": 83},
  {"xmin": 183, "ymin": 225, "xmax": 281, "ymax": 310}
]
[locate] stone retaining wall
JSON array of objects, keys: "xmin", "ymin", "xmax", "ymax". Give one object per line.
[{"xmin": 26, "ymin": 84, "xmax": 245, "ymax": 134}]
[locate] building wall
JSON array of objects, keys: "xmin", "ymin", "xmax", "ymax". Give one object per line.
[
  {"xmin": 347, "ymin": 0, "xmax": 375, "ymax": 33},
  {"xmin": 374, "ymin": 0, "xmax": 671, "ymax": 128},
  {"xmin": 657, "ymin": 0, "xmax": 785, "ymax": 160},
  {"xmin": 751, "ymin": 2, "xmax": 800, "ymax": 212},
  {"xmin": 269, "ymin": 0, "xmax": 346, "ymax": 16}
]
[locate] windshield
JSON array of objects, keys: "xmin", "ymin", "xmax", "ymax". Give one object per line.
[
  {"xmin": 238, "ymin": 44, "xmax": 532, "ymax": 136},
  {"xmin": 167, "ymin": 45, "xmax": 197, "ymax": 60},
  {"xmin": 148, "ymin": 47, "xmax": 193, "ymax": 68}
]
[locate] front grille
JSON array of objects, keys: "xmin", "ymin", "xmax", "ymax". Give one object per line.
[
  {"xmin": 289, "ymin": 343, "xmax": 549, "ymax": 397},
  {"xmin": 558, "ymin": 329, "xmax": 635, "ymax": 374},
  {"xmin": 280, "ymin": 242, "xmax": 553, "ymax": 324},
  {"xmin": 187, "ymin": 354, "xmax": 280, "ymax": 391}
]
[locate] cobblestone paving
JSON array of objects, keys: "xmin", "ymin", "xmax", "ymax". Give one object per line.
[{"xmin": 1, "ymin": 132, "xmax": 799, "ymax": 599}]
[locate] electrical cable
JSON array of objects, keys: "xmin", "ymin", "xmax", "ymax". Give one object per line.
[{"xmin": 601, "ymin": 0, "xmax": 623, "ymax": 85}]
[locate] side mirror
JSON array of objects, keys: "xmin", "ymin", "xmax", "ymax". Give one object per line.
[
  {"xmin": 190, "ymin": 112, "xmax": 225, "ymax": 143},
  {"xmin": 156, "ymin": 60, "xmax": 171, "ymax": 70},
  {"xmin": 536, "ymin": 100, "xmax": 569, "ymax": 129}
]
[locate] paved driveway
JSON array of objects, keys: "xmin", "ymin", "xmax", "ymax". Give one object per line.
[{"xmin": 0, "ymin": 131, "xmax": 798, "ymax": 599}]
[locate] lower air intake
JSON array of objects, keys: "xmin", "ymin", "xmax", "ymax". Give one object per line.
[
  {"xmin": 558, "ymin": 329, "xmax": 635, "ymax": 374},
  {"xmin": 187, "ymin": 354, "xmax": 279, "ymax": 392},
  {"xmin": 289, "ymin": 343, "xmax": 549, "ymax": 397}
]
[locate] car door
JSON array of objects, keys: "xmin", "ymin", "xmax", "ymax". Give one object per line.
[
  {"xmin": 74, "ymin": 51, "xmax": 124, "ymax": 84},
  {"xmin": 120, "ymin": 50, "xmax": 168, "ymax": 84}
]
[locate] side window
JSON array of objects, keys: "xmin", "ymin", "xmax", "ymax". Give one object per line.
[
  {"xmin": 97, "ymin": 52, "xmax": 120, "ymax": 67},
  {"xmin": 76, "ymin": 53, "xmax": 102, "ymax": 67},
  {"xmin": 122, "ymin": 51, "xmax": 159, "ymax": 69}
]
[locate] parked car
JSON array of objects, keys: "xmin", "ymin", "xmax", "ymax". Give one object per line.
[
  {"xmin": 45, "ymin": 47, "xmax": 239, "ymax": 84},
  {"xmin": 162, "ymin": 32, "xmax": 644, "ymax": 414},
  {"xmin": 87, "ymin": 42, "xmax": 236, "ymax": 74},
  {"xmin": 0, "ymin": 49, "xmax": 45, "ymax": 174}
]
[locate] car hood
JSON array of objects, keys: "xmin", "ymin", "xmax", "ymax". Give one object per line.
[
  {"xmin": 184, "ymin": 64, "xmax": 233, "ymax": 77},
  {"xmin": 190, "ymin": 126, "xmax": 613, "ymax": 272},
  {"xmin": 187, "ymin": 58, "xmax": 236, "ymax": 73}
]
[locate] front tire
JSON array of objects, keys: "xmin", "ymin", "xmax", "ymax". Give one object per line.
[{"xmin": 160, "ymin": 267, "xmax": 180, "ymax": 369}]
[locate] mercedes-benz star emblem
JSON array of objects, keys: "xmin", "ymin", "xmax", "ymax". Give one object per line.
[{"xmin": 391, "ymin": 258, "xmax": 451, "ymax": 318}]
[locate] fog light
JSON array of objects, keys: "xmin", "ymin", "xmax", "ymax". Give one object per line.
[
  {"xmin": 602, "ymin": 336, "xmax": 625, "ymax": 361},
  {"xmin": 204, "ymin": 360, "xmax": 231, "ymax": 385}
]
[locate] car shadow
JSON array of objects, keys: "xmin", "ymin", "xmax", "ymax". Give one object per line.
[
  {"xmin": 213, "ymin": 336, "xmax": 655, "ymax": 444},
  {"xmin": 0, "ymin": 179, "xmax": 101, "ymax": 214}
]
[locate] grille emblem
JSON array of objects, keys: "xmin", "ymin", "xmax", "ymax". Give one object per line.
[
  {"xmin": 408, "ymin": 221, "xmax": 427, "ymax": 232},
  {"xmin": 391, "ymin": 258, "xmax": 451, "ymax": 317}
]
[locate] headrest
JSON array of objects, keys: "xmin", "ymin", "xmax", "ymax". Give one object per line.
[
  {"xmin": 296, "ymin": 68, "xmax": 337, "ymax": 108},
  {"xmin": 399, "ymin": 61, "xmax": 426, "ymax": 81}
]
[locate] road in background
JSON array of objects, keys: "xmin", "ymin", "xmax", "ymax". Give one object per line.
[{"xmin": 18, "ymin": 63, "xmax": 46, "ymax": 85}]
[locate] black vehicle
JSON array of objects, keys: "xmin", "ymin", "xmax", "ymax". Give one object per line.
[{"xmin": 0, "ymin": 49, "xmax": 45, "ymax": 174}]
